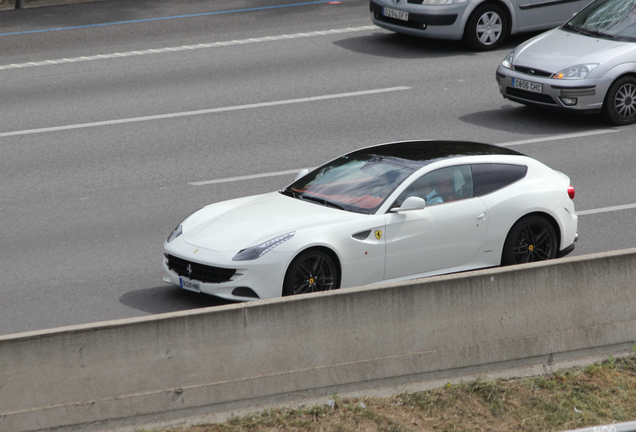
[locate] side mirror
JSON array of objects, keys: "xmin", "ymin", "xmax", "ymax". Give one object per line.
[
  {"xmin": 391, "ymin": 196, "xmax": 426, "ymax": 213},
  {"xmin": 295, "ymin": 168, "xmax": 309, "ymax": 181}
]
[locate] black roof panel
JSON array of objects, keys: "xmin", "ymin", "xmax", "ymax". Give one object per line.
[{"xmin": 351, "ymin": 140, "xmax": 523, "ymax": 163}]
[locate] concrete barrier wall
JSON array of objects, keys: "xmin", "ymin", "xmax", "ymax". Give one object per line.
[{"xmin": 2, "ymin": 248, "xmax": 636, "ymax": 431}]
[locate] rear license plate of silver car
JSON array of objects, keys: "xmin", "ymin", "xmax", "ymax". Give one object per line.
[
  {"xmin": 512, "ymin": 78, "xmax": 542, "ymax": 93},
  {"xmin": 383, "ymin": 7, "xmax": 408, "ymax": 21}
]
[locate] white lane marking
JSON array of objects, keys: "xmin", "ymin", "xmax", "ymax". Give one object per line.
[
  {"xmin": 0, "ymin": 87, "xmax": 410, "ymax": 138},
  {"xmin": 189, "ymin": 169, "xmax": 306, "ymax": 186},
  {"xmin": 577, "ymin": 203, "xmax": 636, "ymax": 215},
  {"xmin": 0, "ymin": 26, "xmax": 376, "ymax": 70},
  {"xmin": 500, "ymin": 129, "xmax": 621, "ymax": 146}
]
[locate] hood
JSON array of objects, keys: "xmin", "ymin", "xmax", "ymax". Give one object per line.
[
  {"xmin": 513, "ymin": 28, "xmax": 631, "ymax": 73},
  {"xmin": 181, "ymin": 192, "xmax": 360, "ymax": 251}
]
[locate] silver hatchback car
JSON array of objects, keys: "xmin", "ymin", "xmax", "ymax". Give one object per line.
[
  {"xmin": 496, "ymin": 0, "xmax": 636, "ymax": 125},
  {"xmin": 370, "ymin": 0, "xmax": 592, "ymax": 50}
]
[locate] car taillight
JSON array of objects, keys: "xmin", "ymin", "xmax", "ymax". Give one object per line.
[{"xmin": 567, "ymin": 185, "xmax": 575, "ymax": 199}]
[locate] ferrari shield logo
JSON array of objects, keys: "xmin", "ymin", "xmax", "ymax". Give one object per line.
[{"xmin": 375, "ymin": 230, "xmax": 382, "ymax": 240}]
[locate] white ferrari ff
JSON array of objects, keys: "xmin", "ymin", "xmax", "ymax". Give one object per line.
[{"xmin": 163, "ymin": 140, "xmax": 578, "ymax": 301}]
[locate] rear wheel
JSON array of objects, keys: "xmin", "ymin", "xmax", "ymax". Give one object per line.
[
  {"xmin": 283, "ymin": 249, "xmax": 340, "ymax": 296},
  {"xmin": 602, "ymin": 76, "xmax": 636, "ymax": 125},
  {"xmin": 464, "ymin": 3, "xmax": 508, "ymax": 51},
  {"xmin": 501, "ymin": 215, "xmax": 557, "ymax": 265}
]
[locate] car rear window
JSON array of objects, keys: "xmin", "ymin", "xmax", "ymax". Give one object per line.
[{"xmin": 472, "ymin": 164, "xmax": 527, "ymax": 197}]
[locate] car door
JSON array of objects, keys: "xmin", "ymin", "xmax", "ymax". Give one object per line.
[
  {"xmin": 383, "ymin": 166, "xmax": 488, "ymax": 280},
  {"xmin": 516, "ymin": 0, "xmax": 580, "ymax": 31}
]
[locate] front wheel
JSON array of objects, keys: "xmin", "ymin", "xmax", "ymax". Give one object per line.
[
  {"xmin": 501, "ymin": 215, "xmax": 557, "ymax": 265},
  {"xmin": 602, "ymin": 76, "xmax": 636, "ymax": 125},
  {"xmin": 464, "ymin": 3, "xmax": 508, "ymax": 51},
  {"xmin": 283, "ymin": 249, "xmax": 340, "ymax": 296}
]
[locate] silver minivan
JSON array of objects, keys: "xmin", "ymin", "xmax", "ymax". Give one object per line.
[{"xmin": 370, "ymin": 0, "xmax": 593, "ymax": 50}]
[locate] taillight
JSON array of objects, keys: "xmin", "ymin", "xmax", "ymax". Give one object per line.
[{"xmin": 567, "ymin": 185, "xmax": 575, "ymax": 199}]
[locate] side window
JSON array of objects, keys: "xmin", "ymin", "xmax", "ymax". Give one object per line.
[
  {"xmin": 472, "ymin": 164, "xmax": 527, "ymax": 197},
  {"xmin": 393, "ymin": 165, "xmax": 473, "ymax": 208}
]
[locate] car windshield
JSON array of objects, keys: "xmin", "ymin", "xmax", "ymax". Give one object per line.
[
  {"xmin": 281, "ymin": 154, "xmax": 418, "ymax": 214},
  {"xmin": 564, "ymin": 0, "xmax": 636, "ymax": 41}
]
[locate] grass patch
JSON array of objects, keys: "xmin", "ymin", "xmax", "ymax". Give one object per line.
[{"xmin": 159, "ymin": 356, "xmax": 636, "ymax": 432}]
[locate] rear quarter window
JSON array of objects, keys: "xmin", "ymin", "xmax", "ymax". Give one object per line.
[{"xmin": 472, "ymin": 164, "xmax": 527, "ymax": 197}]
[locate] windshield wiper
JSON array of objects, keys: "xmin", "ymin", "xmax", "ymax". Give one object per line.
[
  {"xmin": 564, "ymin": 24, "xmax": 614, "ymax": 39},
  {"xmin": 299, "ymin": 194, "xmax": 346, "ymax": 210},
  {"xmin": 280, "ymin": 188, "xmax": 303, "ymax": 199},
  {"xmin": 581, "ymin": 28, "xmax": 614, "ymax": 39},
  {"xmin": 280, "ymin": 189, "xmax": 345, "ymax": 210}
]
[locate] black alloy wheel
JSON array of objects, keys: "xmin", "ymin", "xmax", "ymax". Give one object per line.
[
  {"xmin": 464, "ymin": 3, "xmax": 508, "ymax": 51},
  {"xmin": 283, "ymin": 249, "xmax": 340, "ymax": 296},
  {"xmin": 502, "ymin": 215, "xmax": 557, "ymax": 265},
  {"xmin": 603, "ymin": 76, "xmax": 636, "ymax": 125}
]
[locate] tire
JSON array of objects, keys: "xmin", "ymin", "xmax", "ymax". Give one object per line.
[
  {"xmin": 501, "ymin": 215, "xmax": 557, "ymax": 265},
  {"xmin": 464, "ymin": 3, "xmax": 508, "ymax": 51},
  {"xmin": 602, "ymin": 76, "xmax": 636, "ymax": 126},
  {"xmin": 283, "ymin": 249, "xmax": 340, "ymax": 296}
]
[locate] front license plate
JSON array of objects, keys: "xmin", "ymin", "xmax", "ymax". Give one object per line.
[
  {"xmin": 512, "ymin": 78, "xmax": 542, "ymax": 93},
  {"xmin": 180, "ymin": 277, "xmax": 200, "ymax": 292},
  {"xmin": 383, "ymin": 7, "xmax": 408, "ymax": 21}
]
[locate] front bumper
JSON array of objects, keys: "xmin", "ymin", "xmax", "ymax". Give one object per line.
[
  {"xmin": 495, "ymin": 64, "xmax": 611, "ymax": 113},
  {"xmin": 162, "ymin": 237, "xmax": 292, "ymax": 301},
  {"xmin": 370, "ymin": 0, "xmax": 468, "ymax": 40}
]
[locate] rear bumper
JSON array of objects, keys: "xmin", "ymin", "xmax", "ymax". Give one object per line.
[{"xmin": 556, "ymin": 233, "xmax": 578, "ymax": 258}]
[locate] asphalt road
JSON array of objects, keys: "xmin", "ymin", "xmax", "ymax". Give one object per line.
[{"xmin": 1, "ymin": 0, "xmax": 635, "ymax": 336}]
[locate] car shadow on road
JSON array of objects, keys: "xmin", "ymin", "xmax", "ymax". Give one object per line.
[
  {"xmin": 333, "ymin": 31, "xmax": 473, "ymax": 59},
  {"xmin": 460, "ymin": 104, "xmax": 611, "ymax": 134},
  {"xmin": 333, "ymin": 30, "xmax": 546, "ymax": 59},
  {"xmin": 119, "ymin": 285, "xmax": 237, "ymax": 315}
]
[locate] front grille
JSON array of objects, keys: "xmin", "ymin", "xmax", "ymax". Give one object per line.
[
  {"xmin": 377, "ymin": 14, "xmax": 417, "ymax": 28},
  {"xmin": 506, "ymin": 87, "xmax": 557, "ymax": 105},
  {"xmin": 166, "ymin": 254, "xmax": 236, "ymax": 284},
  {"xmin": 513, "ymin": 66, "xmax": 552, "ymax": 77},
  {"xmin": 374, "ymin": 12, "xmax": 457, "ymax": 27}
]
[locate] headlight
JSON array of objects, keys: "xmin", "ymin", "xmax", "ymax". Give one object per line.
[
  {"xmin": 420, "ymin": 0, "xmax": 468, "ymax": 4},
  {"xmin": 552, "ymin": 64, "xmax": 598, "ymax": 79},
  {"xmin": 501, "ymin": 50, "xmax": 514, "ymax": 69},
  {"xmin": 232, "ymin": 232, "xmax": 296, "ymax": 261},
  {"xmin": 167, "ymin": 224, "xmax": 183, "ymax": 243}
]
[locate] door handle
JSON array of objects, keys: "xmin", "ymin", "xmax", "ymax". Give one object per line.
[{"xmin": 477, "ymin": 213, "xmax": 486, "ymax": 220}]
